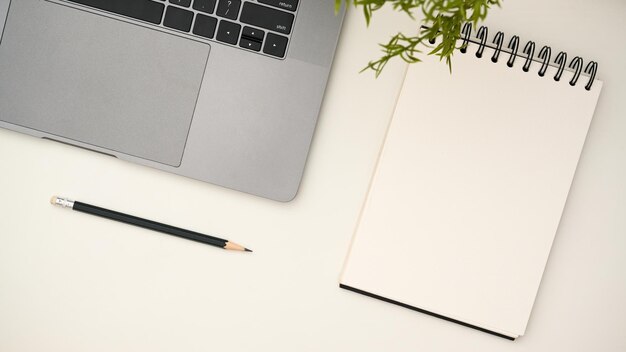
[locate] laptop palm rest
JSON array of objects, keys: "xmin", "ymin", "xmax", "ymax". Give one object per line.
[{"xmin": 0, "ymin": 1, "xmax": 210, "ymax": 167}]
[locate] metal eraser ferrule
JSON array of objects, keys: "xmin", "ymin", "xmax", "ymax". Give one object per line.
[{"xmin": 52, "ymin": 197, "xmax": 75, "ymax": 209}]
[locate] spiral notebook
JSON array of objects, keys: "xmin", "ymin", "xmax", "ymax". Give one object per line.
[{"xmin": 340, "ymin": 25, "xmax": 603, "ymax": 340}]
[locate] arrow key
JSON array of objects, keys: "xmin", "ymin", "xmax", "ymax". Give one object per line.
[
  {"xmin": 242, "ymin": 26, "xmax": 264, "ymax": 41},
  {"xmin": 216, "ymin": 20, "xmax": 241, "ymax": 45},
  {"xmin": 263, "ymin": 33, "xmax": 288, "ymax": 58},
  {"xmin": 239, "ymin": 37, "xmax": 262, "ymax": 52}
]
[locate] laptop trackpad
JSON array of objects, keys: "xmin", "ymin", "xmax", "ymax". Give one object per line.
[{"xmin": 0, "ymin": 2, "xmax": 210, "ymax": 166}]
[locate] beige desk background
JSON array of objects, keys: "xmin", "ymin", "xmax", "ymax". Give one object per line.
[{"xmin": 1, "ymin": 1, "xmax": 625, "ymax": 351}]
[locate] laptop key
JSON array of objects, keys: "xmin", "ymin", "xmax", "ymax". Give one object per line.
[
  {"xmin": 169, "ymin": 0, "xmax": 191, "ymax": 7},
  {"xmin": 263, "ymin": 33, "xmax": 288, "ymax": 58},
  {"xmin": 163, "ymin": 6, "xmax": 194, "ymax": 32},
  {"xmin": 242, "ymin": 26, "xmax": 264, "ymax": 41},
  {"xmin": 193, "ymin": 0, "xmax": 217, "ymax": 14},
  {"xmin": 240, "ymin": 38, "xmax": 262, "ymax": 52},
  {"xmin": 216, "ymin": 0, "xmax": 241, "ymax": 20},
  {"xmin": 240, "ymin": 2, "xmax": 294, "ymax": 35},
  {"xmin": 216, "ymin": 20, "xmax": 241, "ymax": 45},
  {"xmin": 258, "ymin": 0, "xmax": 298, "ymax": 12},
  {"xmin": 193, "ymin": 14, "xmax": 218, "ymax": 39},
  {"xmin": 65, "ymin": 0, "xmax": 165, "ymax": 25}
]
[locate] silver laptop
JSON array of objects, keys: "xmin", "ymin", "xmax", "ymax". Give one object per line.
[{"xmin": 0, "ymin": 0, "xmax": 344, "ymax": 201}]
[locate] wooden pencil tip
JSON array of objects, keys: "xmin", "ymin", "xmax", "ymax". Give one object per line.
[{"xmin": 224, "ymin": 241, "xmax": 251, "ymax": 252}]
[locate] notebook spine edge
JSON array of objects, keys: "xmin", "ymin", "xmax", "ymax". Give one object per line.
[{"xmin": 339, "ymin": 283, "xmax": 517, "ymax": 341}]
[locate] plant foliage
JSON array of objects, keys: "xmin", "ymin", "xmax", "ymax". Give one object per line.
[{"xmin": 335, "ymin": 0, "xmax": 502, "ymax": 76}]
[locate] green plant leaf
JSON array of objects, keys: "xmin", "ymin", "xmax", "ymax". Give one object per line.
[{"xmin": 335, "ymin": 0, "xmax": 502, "ymax": 76}]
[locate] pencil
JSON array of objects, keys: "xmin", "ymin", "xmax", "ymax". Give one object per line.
[{"xmin": 50, "ymin": 196, "xmax": 251, "ymax": 252}]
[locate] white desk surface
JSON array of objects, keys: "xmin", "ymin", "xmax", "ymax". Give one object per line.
[{"xmin": 1, "ymin": 1, "xmax": 625, "ymax": 351}]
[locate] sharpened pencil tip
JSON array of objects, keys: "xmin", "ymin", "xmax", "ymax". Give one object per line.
[{"xmin": 245, "ymin": 248, "xmax": 252, "ymax": 252}]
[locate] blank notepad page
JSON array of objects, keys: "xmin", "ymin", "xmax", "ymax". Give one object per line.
[{"xmin": 341, "ymin": 42, "xmax": 602, "ymax": 338}]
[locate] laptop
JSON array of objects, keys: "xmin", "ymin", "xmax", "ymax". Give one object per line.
[{"xmin": 0, "ymin": 0, "xmax": 344, "ymax": 201}]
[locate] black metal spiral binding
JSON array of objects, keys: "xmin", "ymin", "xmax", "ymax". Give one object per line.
[
  {"xmin": 506, "ymin": 36, "xmax": 519, "ymax": 67},
  {"xmin": 538, "ymin": 46, "xmax": 551, "ymax": 77},
  {"xmin": 584, "ymin": 62, "xmax": 598, "ymax": 91},
  {"xmin": 475, "ymin": 26, "xmax": 488, "ymax": 58},
  {"xmin": 491, "ymin": 31, "xmax": 505, "ymax": 63},
  {"xmin": 554, "ymin": 52, "xmax": 568, "ymax": 81},
  {"xmin": 522, "ymin": 41, "xmax": 535, "ymax": 72},
  {"xmin": 569, "ymin": 57, "xmax": 583, "ymax": 86},
  {"xmin": 460, "ymin": 23, "xmax": 472, "ymax": 54},
  {"xmin": 458, "ymin": 23, "xmax": 598, "ymax": 90}
]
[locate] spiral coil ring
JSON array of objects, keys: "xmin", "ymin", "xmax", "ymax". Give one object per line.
[
  {"xmin": 584, "ymin": 62, "xmax": 598, "ymax": 91},
  {"xmin": 554, "ymin": 52, "xmax": 568, "ymax": 81},
  {"xmin": 458, "ymin": 23, "xmax": 597, "ymax": 89},
  {"xmin": 460, "ymin": 23, "xmax": 472, "ymax": 54},
  {"xmin": 475, "ymin": 26, "xmax": 489, "ymax": 58},
  {"xmin": 491, "ymin": 31, "xmax": 505, "ymax": 63},
  {"xmin": 538, "ymin": 46, "xmax": 551, "ymax": 77},
  {"xmin": 522, "ymin": 41, "xmax": 535, "ymax": 73},
  {"xmin": 568, "ymin": 57, "xmax": 583, "ymax": 86},
  {"xmin": 506, "ymin": 36, "xmax": 519, "ymax": 68}
]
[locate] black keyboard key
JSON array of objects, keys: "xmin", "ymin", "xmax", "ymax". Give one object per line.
[
  {"xmin": 66, "ymin": 0, "xmax": 164, "ymax": 24},
  {"xmin": 240, "ymin": 2, "xmax": 294, "ymax": 35},
  {"xmin": 242, "ymin": 26, "xmax": 264, "ymax": 41},
  {"xmin": 163, "ymin": 6, "xmax": 194, "ymax": 32},
  {"xmin": 216, "ymin": 0, "xmax": 241, "ymax": 20},
  {"xmin": 193, "ymin": 0, "xmax": 216, "ymax": 14},
  {"xmin": 263, "ymin": 33, "xmax": 288, "ymax": 57},
  {"xmin": 240, "ymin": 37, "xmax": 262, "ymax": 52},
  {"xmin": 193, "ymin": 14, "xmax": 218, "ymax": 38},
  {"xmin": 216, "ymin": 20, "xmax": 241, "ymax": 45},
  {"xmin": 169, "ymin": 0, "xmax": 191, "ymax": 7},
  {"xmin": 258, "ymin": 0, "xmax": 298, "ymax": 12}
]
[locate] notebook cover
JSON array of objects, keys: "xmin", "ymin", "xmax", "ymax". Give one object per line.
[{"xmin": 340, "ymin": 42, "xmax": 602, "ymax": 338}]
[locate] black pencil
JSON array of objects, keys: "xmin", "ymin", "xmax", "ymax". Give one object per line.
[{"xmin": 50, "ymin": 196, "xmax": 251, "ymax": 252}]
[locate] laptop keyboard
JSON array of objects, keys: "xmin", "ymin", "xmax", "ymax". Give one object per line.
[{"xmin": 64, "ymin": 0, "xmax": 298, "ymax": 59}]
